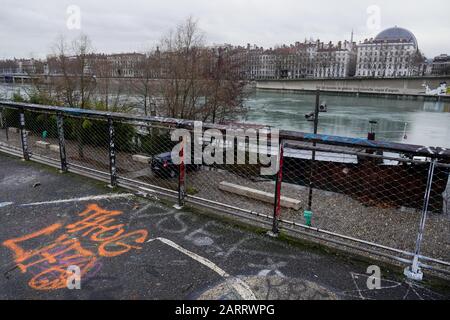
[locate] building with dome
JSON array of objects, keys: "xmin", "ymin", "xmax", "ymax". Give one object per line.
[{"xmin": 355, "ymin": 27, "xmax": 422, "ymax": 78}]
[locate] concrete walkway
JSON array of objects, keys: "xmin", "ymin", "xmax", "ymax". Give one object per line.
[{"xmin": 0, "ymin": 153, "xmax": 448, "ymax": 300}]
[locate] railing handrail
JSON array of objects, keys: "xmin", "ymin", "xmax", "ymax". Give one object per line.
[{"xmin": 1, "ymin": 99, "xmax": 450, "ymax": 159}]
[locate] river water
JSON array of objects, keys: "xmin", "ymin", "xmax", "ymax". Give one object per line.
[
  {"xmin": 242, "ymin": 90, "xmax": 450, "ymax": 148},
  {"xmin": 1, "ymin": 84, "xmax": 449, "ymax": 148}
]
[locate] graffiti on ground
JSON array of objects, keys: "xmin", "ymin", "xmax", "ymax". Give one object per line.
[{"xmin": 2, "ymin": 204, "xmax": 148, "ymax": 290}]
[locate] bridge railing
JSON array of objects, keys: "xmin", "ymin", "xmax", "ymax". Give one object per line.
[{"xmin": 0, "ymin": 100, "xmax": 449, "ymax": 280}]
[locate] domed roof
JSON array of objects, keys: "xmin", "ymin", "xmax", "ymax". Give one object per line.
[{"xmin": 374, "ymin": 27, "xmax": 417, "ymax": 46}]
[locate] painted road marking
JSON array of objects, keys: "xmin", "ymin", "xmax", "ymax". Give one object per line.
[
  {"xmin": 0, "ymin": 202, "xmax": 13, "ymax": 208},
  {"xmin": 147, "ymin": 237, "xmax": 257, "ymax": 300},
  {"xmin": 20, "ymin": 193, "xmax": 134, "ymax": 207}
]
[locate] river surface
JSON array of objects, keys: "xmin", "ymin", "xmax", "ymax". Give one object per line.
[
  {"xmin": 242, "ymin": 90, "xmax": 450, "ymax": 148},
  {"xmin": 1, "ymin": 84, "xmax": 449, "ymax": 148}
]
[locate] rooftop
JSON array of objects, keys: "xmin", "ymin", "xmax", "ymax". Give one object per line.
[{"xmin": 374, "ymin": 26, "xmax": 418, "ymax": 46}]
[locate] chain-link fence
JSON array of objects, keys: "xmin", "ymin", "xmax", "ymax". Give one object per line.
[
  {"xmin": 1, "ymin": 101, "xmax": 449, "ymax": 280},
  {"xmin": 280, "ymin": 141, "xmax": 449, "ymax": 274},
  {"xmin": 420, "ymin": 161, "xmax": 450, "ymax": 271},
  {"xmin": 115, "ymin": 120, "xmax": 179, "ymax": 194},
  {"xmin": 62, "ymin": 115, "xmax": 110, "ymax": 175},
  {"xmin": 0, "ymin": 106, "xmax": 25, "ymax": 153}
]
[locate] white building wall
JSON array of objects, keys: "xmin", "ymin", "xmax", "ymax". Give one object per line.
[{"xmin": 356, "ymin": 42, "xmax": 417, "ymax": 78}]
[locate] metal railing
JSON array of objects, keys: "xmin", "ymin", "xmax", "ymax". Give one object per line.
[{"xmin": 1, "ymin": 99, "xmax": 449, "ymax": 280}]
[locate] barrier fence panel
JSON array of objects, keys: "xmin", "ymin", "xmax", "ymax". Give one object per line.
[
  {"xmin": 420, "ymin": 161, "xmax": 450, "ymax": 271},
  {"xmin": 181, "ymin": 125, "xmax": 279, "ymax": 220},
  {"xmin": 114, "ymin": 120, "xmax": 179, "ymax": 194},
  {"xmin": 21, "ymin": 109, "xmax": 60, "ymax": 162},
  {"xmin": 0, "ymin": 106, "xmax": 24, "ymax": 152},
  {"xmin": 63, "ymin": 114, "xmax": 110, "ymax": 175},
  {"xmin": 283, "ymin": 142, "xmax": 431, "ymax": 256}
]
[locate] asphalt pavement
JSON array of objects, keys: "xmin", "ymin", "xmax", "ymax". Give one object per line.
[{"xmin": 0, "ymin": 153, "xmax": 448, "ymax": 300}]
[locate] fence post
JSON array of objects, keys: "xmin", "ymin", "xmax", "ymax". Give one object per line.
[
  {"xmin": 304, "ymin": 90, "xmax": 320, "ymax": 227},
  {"xmin": 269, "ymin": 140, "xmax": 284, "ymax": 237},
  {"xmin": 107, "ymin": 117, "xmax": 117, "ymax": 188},
  {"xmin": 56, "ymin": 113, "xmax": 67, "ymax": 172},
  {"xmin": 175, "ymin": 135, "xmax": 186, "ymax": 209},
  {"xmin": 0, "ymin": 107, "xmax": 8, "ymax": 141},
  {"xmin": 404, "ymin": 159, "xmax": 437, "ymax": 281},
  {"xmin": 19, "ymin": 108, "xmax": 29, "ymax": 161}
]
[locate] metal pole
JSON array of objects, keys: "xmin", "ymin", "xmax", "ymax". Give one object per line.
[
  {"xmin": 19, "ymin": 109, "xmax": 29, "ymax": 161},
  {"xmin": 56, "ymin": 113, "xmax": 67, "ymax": 172},
  {"xmin": 304, "ymin": 90, "xmax": 320, "ymax": 225},
  {"xmin": 177, "ymin": 135, "xmax": 186, "ymax": 209},
  {"xmin": 270, "ymin": 140, "xmax": 284, "ymax": 236},
  {"xmin": 108, "ymin": 117, "xmax": 117, "ymax": 187},
  {"xmin": 0, "ymin": 107, "xmax": 8, "ymax": 141},
  {"xmin": 404, "ymin": 159, "xmax": 437, "ymax": 281}
]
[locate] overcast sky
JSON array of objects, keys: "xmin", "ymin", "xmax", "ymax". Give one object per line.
[{"xmin": 1, "ymin": 0, "xmax": 449, "ymax": 59}]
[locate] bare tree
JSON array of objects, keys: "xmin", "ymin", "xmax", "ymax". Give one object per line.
[
  {"xmin": 155, "ymin": 17, "xmax": 247, "ymax": 123},
  {"xmin": 200, "ymin": 47, "xmax": 247, "ymax": 123},
  {"xmin": 51, "ymin": 34, "xmax": 98, "ymax": 158},
  {"xmin": 91, "ymin": 54, "xmax": 117, "ymax": 110},
  {"xmin": 22, "ymin": 58, "xmax": 58, "ymax": 104},
  {"xmin": 407, "ymin": 49, "xmax": 425, "ymax": 76},
  {"xmin": 133, "ymin": 50, "xmax": 159, "ymax": 116},
  {"xmin": 50, "ymin": 34, "xmax": 97, "ymax": 109}
]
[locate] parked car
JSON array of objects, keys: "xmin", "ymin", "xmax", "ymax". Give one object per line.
[{"xmin": 151, "ymin": 152, "xmax": 201, "ymax": 178}]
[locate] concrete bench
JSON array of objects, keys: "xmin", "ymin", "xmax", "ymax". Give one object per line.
[
  {"xmin": 132, "ymin": 155, "xmax": 152, "ymax": 164},
  {"xmin": 35, "ymin": 140, "xmax": 50, "ymax": 149},
  {"xmin": 219, "ymin": 181, "xmax": 301, "ymax": 210},
  {"xmin": 49, "ymin": 144, "xmax": 60, "ymax": 153},
  {"xmin": 7, "ymin": 127, "xmax": 20, "ymax": 134}
]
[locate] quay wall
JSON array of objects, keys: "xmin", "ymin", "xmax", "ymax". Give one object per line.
[{"xmin": 256, "ymin": 76, "xmax": 450, "ymax": 100}]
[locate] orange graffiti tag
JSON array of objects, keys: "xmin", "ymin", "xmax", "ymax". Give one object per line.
[
  {"xmin": 3, "ymin": 223, "xmax": 63, "ymax": 272},
  {"xmin": 29, "ymin": 256, "xmax": 98, "ymax": 290},
  {"xmin": 66, "ymin": 204, "xmax": 125, "ymax": 242},
  {"xmin": 2, "ymin": 203, "xmax": 148, "ymax": 290},
  {"xmin": 99, "ymin": 230, "xmax": 148, "ymax": 257}
]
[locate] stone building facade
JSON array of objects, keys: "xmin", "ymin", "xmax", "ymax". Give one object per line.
[{"xmin": 355, "ymin": 27, "xmax": 422, "ymax": 78}]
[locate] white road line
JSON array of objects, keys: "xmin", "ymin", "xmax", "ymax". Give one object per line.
[
  {"xmin": 147, "ymin": 237, "xmax": 257, "ymax": 300},
  {"xmin": 0, "ymin": 202, "xmax": 13, "ymax": 208},
  {"xmin": 20, "ymin": 193, "xmax": 134, "ymax": 207}
]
